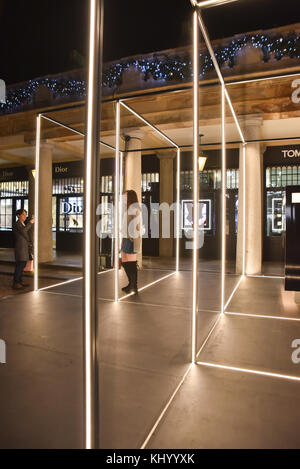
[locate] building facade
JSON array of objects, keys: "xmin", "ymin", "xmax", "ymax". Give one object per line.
[{"xmin": 0, "ymin": 23, "xmax": 299, "ymax": 273}]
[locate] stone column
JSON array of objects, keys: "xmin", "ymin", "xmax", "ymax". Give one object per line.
[
  {"xmin": 157, "ymin": 152, "xmax": 176, "ymax": 258},
  {"xmin": 124, "ymin": 130, "xmax": 144, "ymax": 267},
  {"xmin": 38, "ymin": 143, "xmax": 53, "ymax": 263},
  {"xmin": 236, "ymin": 114, "xmax": 263, "ymax": 275}
]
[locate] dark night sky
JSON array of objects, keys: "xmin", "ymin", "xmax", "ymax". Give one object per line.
[{"xmin": 0, "ymin": 0, "xmax": 299, "ymax": 85}]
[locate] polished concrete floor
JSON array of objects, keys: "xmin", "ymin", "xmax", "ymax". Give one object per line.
[
  {"xmin": 0, "ymin": 247, "xmax": 285, "ymax": 276},
  {"xmin": 0, "ymin": 268, "xmax": 299, "ymax": 448}
]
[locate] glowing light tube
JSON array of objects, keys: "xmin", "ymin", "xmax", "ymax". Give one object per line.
[
  {"xmin": 191, "ymin": 0, "xmax": 240, "ymax": 9},
  {"xmin": 120, "ymin": 271, "xmax": 176, "ymax": 301},
  {"xmin": 242, "ymin": 144, "xmax": 246, "ymax": 276},
  {"xmin": 42, "ymin": 114, "xmax": 115, "ymax": 151},
  {"xmin": 197, "ymin": 361, "xmax": 300, "ymax": 382},
  {"xmin": 84, "ymin": 0, "xmax": 97, "ymax": 449},
  {"xmin": 140, "ymin": 363, "xmax": 193, "ymax": 449},
  {"xmin": 83, "ymin": 0, "xmax": 104, "ymax": 450},
  {"xmin": 176, "ymin": 149, "xmax": 181, "ymax": 272},
  {"xmin": 34, "ymin": 114, "xmax": 41, "ymax": 292},
  {"xmin": 192, "ymin": 10, "xmax": 199, "ymax": 364},
  {"xmin": 114, "ymin": 101, "xmax": 121, "ymax": 303},
  {"xmin": 224, "ymin": 88, "xmax": 245, "ymax": 144},
  {"xmin": 223, "ymin": 275, "xmax": 243, "ymax": 312},
  {"xmin": 120, "ymin": 101, "xmax": 179, "ymax": 149},
  {"xmin": 221, "ymin": 84, "xmax": 226, "ymax": 315},
  {"xmin": 227, "ymin": 72, "xmax": 300, "ymax": 87}
]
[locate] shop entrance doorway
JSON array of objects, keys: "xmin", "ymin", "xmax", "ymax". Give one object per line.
[{"xmin": 0, "ymin": 197, "xmax": 28, "ymax": 248}]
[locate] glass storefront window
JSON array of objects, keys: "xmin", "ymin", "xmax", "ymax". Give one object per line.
[
  {"xmin": 265, "ymin": 165, "xmax": 300, "ymax": 237},
  {"xmin": 0, "ymin": 181, "xmax": 28, "ymax": 197},
  {"xmin": 0, "ymin": 199, "xmax": 13, "ymax": 231},
  {"xmin": 53, "ymin": 177, "xmax": 84, "ymax": 195},
  {"xmin": 142, "ymin": 173, "xmax": 159, "ymax": 192},
  {"xmin": 100, "ymin": 195, "xmax": 113, "ymax": 234},
  {"xmin": 59, "ymin": 197, "xmax": 84, "ymax": 232},
  {"xmin": 235, "ymin": 195, "xmax": 239, "ymax": 235},
  {"xmin": 101, "ymin": 176, "xmax": 113, "ymax": 194},
  {"xmin": 181, "ymin": 169, "xmax": 239, "ymax": 191},
  {"xmin": 52, "ymin": 197, "xmax": 56, "ymax": 231},
  {"xmin": 266, "ymin": 165, "xmax": 300, "ymax": 188},
  {"xmin": 266, "ymin": 191, "xmax": 286, "ymax": 237},
  {"xmin": 181, "ymin": 171, "xmax": 193, "ymax": 191},
  {"xmin": 182, "ymin": 199, "xmax": 212, "ymax": 231}
]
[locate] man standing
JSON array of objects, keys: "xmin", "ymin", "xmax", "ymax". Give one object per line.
[{"xmin": 12, "ymin": 209, "xmax": 34, "ymax": 290}]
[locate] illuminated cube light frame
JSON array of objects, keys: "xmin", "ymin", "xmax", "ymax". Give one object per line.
[
  {"xmin": 142, "ymin": 3, "xmax": 300, "ymax": 452},
  {"xmin": 35, "ymin": 99, "xmax": 182, "ymax": 451},
  {"xmin": 35, "ymin": 107, "xmax": 182, "ymax": 298},
  {"xmin": 191, "ymin": 1, "xmax": 247, "ymax": 365},
  {"xmin": 34, "ymin": 113, "xmax": 115, "ymax": 293},
  {"xmin": 192, "ymin": 0, "xmax": 300, "ymax": 386},
  {"xmin": 114, "ymin": 100, "xmax": 181, "ymax": 303},
  {"xmin": 33, "ymin": 0, "xmax": 300, "ymax": 449}
]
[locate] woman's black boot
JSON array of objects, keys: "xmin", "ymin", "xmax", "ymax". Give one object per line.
[
  {"xmin": 132, "ymin": 261, "xmax": 138, "ymax": 294},
  {"xmin": 125, "ymin": 261, "xmax": 138, "ymax": 294},
  {"xmin": 121, "ymin": 262, "xmax": 131, "ymax": 292}
]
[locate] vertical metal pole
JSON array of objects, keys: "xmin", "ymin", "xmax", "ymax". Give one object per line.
[
  {"xmin": 114, "ymin": 101, "xmax": 121, "ymax": 302},
  {"xmin": 221, "ymin": 84, "xmax": 226, "ymax": 314},
  {"xmin": 192, "ymin": 9, "xmax": 200, "ymax": 364},
  {"xmin": 176, "ymin": 148, "xmax": 181, "ymax": 273},
  {"xmin": 34, "ymin": 114, "xmax": 41, "ymax": 292},
  {"xmin": 83, "ymin": 0, "xmax": 104, "ymax": 450}
]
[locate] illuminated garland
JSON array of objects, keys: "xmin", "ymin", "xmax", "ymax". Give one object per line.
[{"xmin": 1, "ymin": 32, "xmax": 299, "ymax": 114}]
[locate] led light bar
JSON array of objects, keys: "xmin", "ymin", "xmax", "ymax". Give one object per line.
[
  {"xmin": 242, "ymin": 144, "xmax": 246, "ymax": 276},
  {"xmin": 114, "ymin": 101, "xmax": 121, "ymax": 303},
  {"xmin": 191, "ymin": 0, "xmax": 240, "ymax": 9},
  {"xmin": 140, "ymin": 363, "xmax": 194, "ymax": 449},
  {"xmin": 221, "ymin": 84, "xmax": 226, "ymax": 314},
  {"xmin": 34, "ymin": 114, "xmax": 41, "ymax": 292},
  {"xmin": 120, "ymin": 101, "xmax": 179, "ymax": 149},
  {"xmin": 197, "ymin": 361, "xmax": 300, "ymax": 382},
  {"xmin": 120, "ymin": 272, "xmax": 176, "ymax": 301},
  {"xmin": 42, "ymin": 114, "xmax": 115, "ymax": 151},
  {"xmin": 83, "ymin": 0, "xmax": 104, "ymax": 450},
  {"xmin": 176, "ymin": 149, "xmax": 181, "ymax": 272},
  {"xmin": 192, "ymin": 10, "xmax": 200, "ymax": 364}
]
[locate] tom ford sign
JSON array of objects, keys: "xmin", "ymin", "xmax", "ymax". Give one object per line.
[
  {"xmin": 0, "ymin": 79, "xmax": 5, "ymax": 104},
  {"xmin": 264, "ymin": 145, "xmax": 300, "ymax": 166},
  {"xmin": 282, "ymin": 149, "xmax": 300, "ymax": 159}
]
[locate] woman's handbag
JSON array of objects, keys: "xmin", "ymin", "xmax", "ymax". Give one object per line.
[{"xmin": 24, "ymin": 260, "xmax": 34, "ymax": 272}]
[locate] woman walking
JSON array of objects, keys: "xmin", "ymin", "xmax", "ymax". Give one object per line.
[{"xmin": 121, "ymin": 190, "xmax": 142, "ymax": 294}]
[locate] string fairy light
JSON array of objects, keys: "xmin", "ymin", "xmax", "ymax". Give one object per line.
[{"xmin": 1, "ymin": 32, "xmax": 299, "ymax": 114}]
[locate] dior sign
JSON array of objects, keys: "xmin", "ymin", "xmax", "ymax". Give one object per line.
[
  {"xmin": 61, "ymin": 201, "xmax": 83, "ymax": 215},
  {"xmin": 54, "ymin": 166, "xmax": 68, "ymax": 174},
  {"xmin": 0, "ymin": 79, "xmax": 5, "ymax": 104}
]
